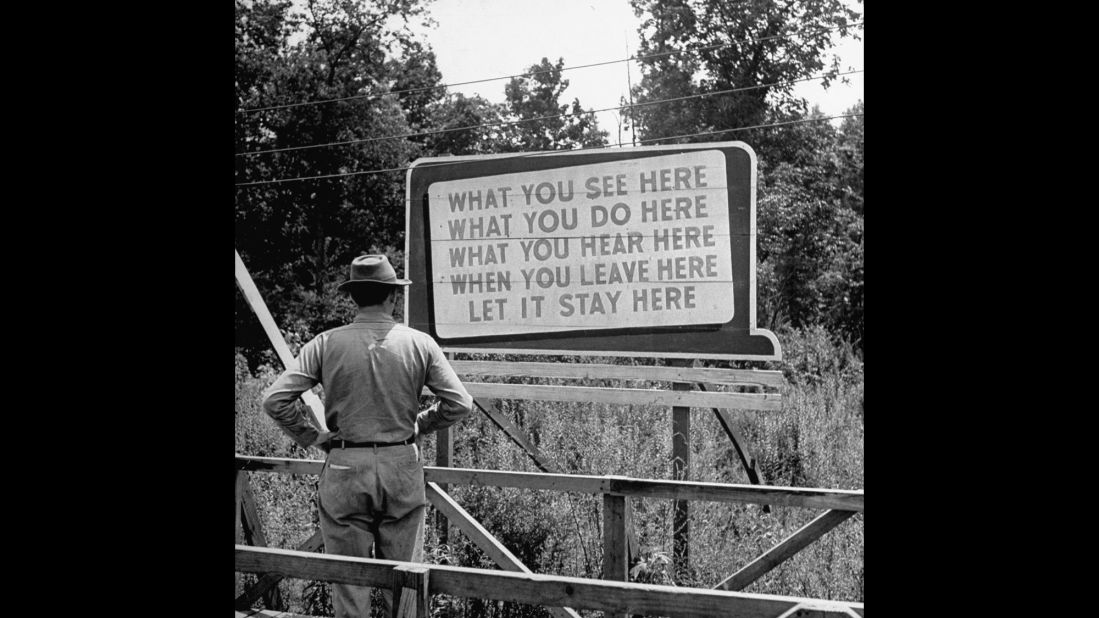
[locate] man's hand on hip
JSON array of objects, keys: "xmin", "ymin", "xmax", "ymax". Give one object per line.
[{"xmin": 310, "ymin": 430, "xmax": 337, "ymax": 454}]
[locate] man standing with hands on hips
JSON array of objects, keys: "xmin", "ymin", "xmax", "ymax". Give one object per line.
[{"xmin": 262, "ymin": 254, "xmax": 473, "ymax": 618}]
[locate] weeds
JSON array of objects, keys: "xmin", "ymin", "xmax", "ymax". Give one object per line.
[{"xmin": 234, "ymin": 326, "xmax": 864, "ymax": 615}]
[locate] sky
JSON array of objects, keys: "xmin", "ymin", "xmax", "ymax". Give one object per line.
[{"xmin": 410, "ymin": 0, "xmax": 863, "ymax": 145}]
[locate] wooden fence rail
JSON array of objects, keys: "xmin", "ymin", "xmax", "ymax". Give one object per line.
[
  {"xmin": 235, "ymin": 456, "xmax": 864, "ymax": 512},
  {"xmin": 236, "ymin": 545, "xmax": 864, "ymax": 618},
  {"xmin": 449, "ymin": 360, "xmax": 785, "ymax": 388},
  {"xmin": 424, "ymin": 382, "xmax": 782, "ymax": 410},
  {"xmin": 236, "ymin": 454, "xmax": 862, "ymax": 614}
]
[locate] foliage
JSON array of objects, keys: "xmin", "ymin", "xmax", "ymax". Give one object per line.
[
  {"xmin": 497, "ymin": 57, "xmax": 609, "ymax": 152},
  {"xmin": 623, "ymin": 0, "xmax": 862, "ymax": 163},
  {"xmin": 755, "ymin": 107, "xmax": 864, "ymax": 345},
  {"xmin": 235, "ymin": 0, "xmax": 433, "ymax": 364},
  {"xmin": 235, "ymin": 3, "xmax": 611, "ymax": 368}
]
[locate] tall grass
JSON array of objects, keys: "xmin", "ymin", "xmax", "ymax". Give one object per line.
[{"xmin": 234, "ymin": 326, "xmax": 864, "ymax": 616}]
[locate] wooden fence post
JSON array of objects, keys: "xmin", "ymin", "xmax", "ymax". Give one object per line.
[
  {"xmin": 391, "ymin": 564, "xmax": 431, "ymax": 618},
  {"xmin": 436, "ymin": 353, "xmax": 456, "ymax": 545},
  {"xmin": 671, "ymin": 362, "xmax": 691, "ymax": 583},
  {"xmin": 603, "ymin": 490, "xmax": 630, "ymax": 618},
  {"xmin": 235, "ymin": 470, "xmax": 284, "ymax": 610}
]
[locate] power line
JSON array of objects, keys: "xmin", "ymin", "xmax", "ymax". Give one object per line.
[
  {"xmin": 234, "ymin": 112, "xmax": 862, "ymax": 187},
  {"xmin": 236, "ymin": 69, "xmax": 861, "ymax": 157},
  {"xmin": 236, "ymin": 21, "xmax": 863, "ymax": 115}
]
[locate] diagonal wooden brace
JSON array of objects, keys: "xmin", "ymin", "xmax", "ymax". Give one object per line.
[
  {"xmin": 474, "ymin": 398, "xmax": 640, "ymax": 566},
  {"xmin": 426, "ymin": 482, "xmax": 582, "ymax": 618},
  {"xmin": 235, "ymin": 249, "xmax": 328, "ymax": 432},
  {"xmin": 715, "ymin": 509, "xmax": 855, "ymax": 592},
  {"xmin": 474, "ymin": 397, "xmax": 556, "ymax": 473}
]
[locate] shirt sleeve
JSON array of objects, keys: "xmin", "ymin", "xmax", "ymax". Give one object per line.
[
  {"xmin": 261, "ymin": 336, "xmax": 324, "ymax": 448},
  {"xmin": 416, "ymin": 339, "xmax": 473, "ymax": 434}
]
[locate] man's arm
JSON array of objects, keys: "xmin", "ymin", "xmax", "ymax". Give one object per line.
[
  {"xmin": 262, "ymin": 337, "xmax": 332, "ymax": 449},
  {"xmin": 416, "ymin": 341, "xmax": 473, "ymax": 435}
]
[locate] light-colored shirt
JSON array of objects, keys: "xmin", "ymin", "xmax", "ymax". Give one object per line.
[{"xmin": 262, "ymin": 308, "xmax": 473, "ymax": 448}]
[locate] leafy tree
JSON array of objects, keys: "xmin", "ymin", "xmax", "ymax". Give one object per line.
[
  {"xmin": 235, "ymin": 5, "xmax": 610, "ymax": 366},
  {"xmin": 755, "ymin": 105, "xmax": 864, "ymax": 346},
  {"xmin": 498, "ymin": 57, "xmax": 608, "ymax": 151},
  {"xmin": 423, "ymin": 93, "xmax": 511, "ymax": 156},
  {"xmin": 235, "ymin": 0, "xmax": 437, "ymax": 363},
  {"xmin": 624, "ymin": 0, "xmax": 861, "ymax": 164},
  {"xmin": 422, "ymin": 58, "xmax": 609, "ymax": 158}
]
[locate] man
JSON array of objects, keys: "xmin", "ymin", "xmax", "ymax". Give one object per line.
[{"xmin": 262, "ymin": 254, "xmax": 473, "ymax": 618}]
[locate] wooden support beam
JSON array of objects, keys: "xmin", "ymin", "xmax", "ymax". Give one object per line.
[
  {"xmin": 602, "ymin": 493, "xmax": 629, "ymax": 581},
  {"xmin": 236, "ymin": 529, "xmax": 324, "ymax": 609},
  {"xmin": 391, "ymin": 564, "xmax": 430, "ymax": 618},
  {"xmin": 237, "ymin": 471, "xmax": 284, "ymax": 610},
  {"xmin": 235, "ymin": 249, "xmax": 327, "ymax": 431},
  {"xmin": 715, "ymin": 510, "xmax": 856, "ymax": 592},
  {"xmin": 436, "ymin": 352, "xmax": 456, "ymax": 545},
  {"xmin": 602, "ymin": 492, "xmax": 630, "ymax": 618},
  {"xmin": 474, "ymin": 398, "xmax": 557, "ymax": 473},
  {"xmin": 237, "ymin": 545, "xmax": 865, "ymax": 617},
  {"xmin": 425, "ymin": 482, "xmax": 582, "ymax": 618},
  {"xmin": 704, "ymin": 393, "xmax": 770, "ymax": 514},
  {"xmin": 235, "ymin": 470, "xmax": 246, "ymax": 544},
  {"xmin": 235, "ymin": 456, "xmax": 865, "ymax": 512},
  {"xmin": 435, "ymin": 424, "xmax": 453, "ymax": 545},
  {"xmin": 450, "ymin": 360, "xmax": 786, "ymax": 387},
  {"xmin": 428, "ymin": 382, "xmax": 782, "ymax": 410},
  {"xmin": 711, "ymin": 407, "xmax": 764, "ymax": 486},
  {"xmin": 672, "ymin": 375, "xmax": 691, "ymax": 583}
]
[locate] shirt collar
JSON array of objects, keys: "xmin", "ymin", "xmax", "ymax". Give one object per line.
[{"xmin": 353, "ymin": 308, "xmax": 396, "ymax": 324}]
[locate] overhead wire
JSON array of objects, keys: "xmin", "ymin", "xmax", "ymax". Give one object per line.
[
  {"xmin": 236, "ymin": 69, "xmax": 861, "ymax": 157},
  {"xmin": 234, "ymin": 112, "xmax": 862, "ymax": 187},
  {"xmin": 236, "ymin": 20, "xmax": 863, "ymax": 115}
]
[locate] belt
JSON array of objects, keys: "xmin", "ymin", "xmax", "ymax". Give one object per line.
[{"xmin": 328, "ymin": 436, "xmax": 415, "ymax": 449}]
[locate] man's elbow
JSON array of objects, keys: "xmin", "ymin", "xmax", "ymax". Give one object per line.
[{"xmin": 261, "ymin": 390, "xmax": 287, "ymax": 420}]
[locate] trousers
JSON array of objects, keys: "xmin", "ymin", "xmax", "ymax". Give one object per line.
[{"xmin": 319, "ymin": 443, "xmax": 426, "ymax": 618}]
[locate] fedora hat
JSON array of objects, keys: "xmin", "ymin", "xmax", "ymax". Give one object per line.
[{"xmin": 337, "ymin": 255, "xmax": 412, "ymax": 291}]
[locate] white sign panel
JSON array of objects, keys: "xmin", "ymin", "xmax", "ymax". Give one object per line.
[{"xmin": 428, "ymin": 150, "xmax": 734, "ymax": 339}]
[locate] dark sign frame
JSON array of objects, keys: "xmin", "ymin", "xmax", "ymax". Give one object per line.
[{"xmin": 404, "ymin": 142, "xmax": 780, "ymax": 361}]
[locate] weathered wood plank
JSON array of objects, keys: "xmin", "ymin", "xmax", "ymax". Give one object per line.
[
  {"xmin": 239, "ymin": 476, "xmax": 269, "ymax": 548},
  {"xmin": 237, "ymin": 455, "xmax": 324, "ymax": 476},
  {"xmin": 435, "ymin": 423, "xmax": 453, "ymax": 544},
  {"xmin": 426, "ymin": 382, "xmax": 782, "ymax": 410},
  {"xmin": 236, "ymin": 470, "xmax": 247, "ymax": 544},
  {"xmin": 606, "ymin": 477, "xmax": 864, "ymax": 512},
  {"xmin": 425, "ymin": 483, "xmax": 582, "ymax": 618},
  {"xmin": 715, "ymin": 510, "xmax": 856, "ymax": 592},
  {"xmin": 450, "ymin": 360, "xmax": 785, "ymax": 387},
  {"xmin": 672, "ymin": 375, "xmax": 691, "ymax": 582},
  {"xmin": 475, "ymin": 398, "xmax": 558, "ymax": 473},
  {"xmin": 603, "ymin": 493, "xmax": 628, "ymax": 582},
  {"xmin": 425, "ymin": 466, "xmax": 609, "ymax": 494},
  {"xmin": 391, "ymin": 564, "xmax": 430, "ymax": 618},
  {"xmin": 238, "ymin": 473, "xmax": 284, "ymax": 609},
  {"xmin": 235, "ymin": 249, "xmax": 327, "ymax": 431},
  {"xmin": 235, "ymin": 456, "xmax": 864, "ymax": 511},
  {"xmin": 236, "ymin": 529, "xmax": 324, "ymax": 609},
  {"xmin": 235, "ymin": 610, "xmax": 316, "ymax": 618},
  {"xmin": 236, "ymin": 545, "xmax": 865, "ymax": 618}
]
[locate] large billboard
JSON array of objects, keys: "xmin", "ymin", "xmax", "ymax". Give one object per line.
[{"xmin": 405, "ymin": 142, "xmax": 780, "ymax": 361}]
